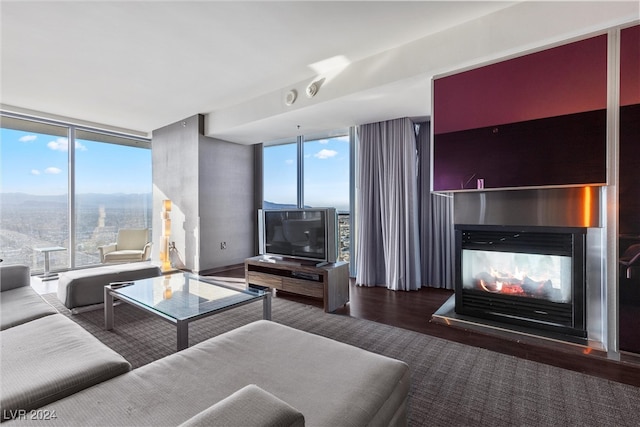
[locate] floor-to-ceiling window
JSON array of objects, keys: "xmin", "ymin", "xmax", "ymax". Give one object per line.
[
  {"xmin": 0, "ymin": 114, "xmax": 151, "ymax": 274},
  {"xmin": 0, "ymin": 117, "xmax": 70, "ymax": 272},
  {"xmin": 74, "ymin": 130, "xmax": 152, "ymax": 268},
  {"xmin": 262, "ymin": 140, "xmax": 298, "ymax": 208},
  {"xmin": 303, "ymin": 134, "xmax": 351, "ymax": 262},
  {"xmin": 303, "ymin": 135, "xmax": 350, "ymax": 211},
  {"xmin": 262, "ymin": 129, "xmax": 352, "ymax": 263}
]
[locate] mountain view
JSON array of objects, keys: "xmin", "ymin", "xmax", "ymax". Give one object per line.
[{"xmin": 0, "ymin": 192, "xmax": 152, "ymax": 270}]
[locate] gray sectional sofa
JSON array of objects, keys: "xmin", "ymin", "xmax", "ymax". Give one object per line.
[
  {"xmin": 0, "ymin": 265, "xmax": 132, "ymax": 419},
  {"xmin": 1, "ymin": 264, "xmax": 410, "ymax": 426}
]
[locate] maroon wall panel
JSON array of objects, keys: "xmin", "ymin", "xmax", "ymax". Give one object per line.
[
  {"xmin": 619, "ymin": 25, "xmax": 640, "ymax": 235},
  {"xmin": 433, "ymin": 34, "xmax": 609, "ymax": 191},
  {"xmin": 433, "ymin": 110, "xmax": 606, "ymax": 191},
  {"xmin": 434, "ymin": 35, "xmax": 607, "ymax": 135},
  {"xmin": 620, "ymin": 24, "xmax": 640, "ymax": 107}
]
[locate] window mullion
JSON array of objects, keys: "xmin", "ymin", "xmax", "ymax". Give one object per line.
[
  {"xmin": 297, "ymin": 135, "xmax": 304, "ymax": 209},
  {"xmin": 68, "ymin": 126, "xmax": 76, "ymax": 269}
]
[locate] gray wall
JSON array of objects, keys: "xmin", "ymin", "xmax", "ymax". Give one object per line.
[
  {"xmin": 198, "ymin": 129, "xmax": 255, "ymax": 271},
  {"xmin": 152, "ymin": 115, "xmax": 200, "ymax": 271},
  {"xmin": 152, "ymin": 114, "xmax": 255, "ymax": 273}
]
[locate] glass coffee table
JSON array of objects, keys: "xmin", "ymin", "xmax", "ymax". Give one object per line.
[{"xmin": 104, "ymin": 272, "xmax": 271, "ymax": 351}]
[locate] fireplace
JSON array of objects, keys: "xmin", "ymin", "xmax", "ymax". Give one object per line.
[{"xmin": 455, "ymin": 224, "xmax": 587, "ymax": 340}]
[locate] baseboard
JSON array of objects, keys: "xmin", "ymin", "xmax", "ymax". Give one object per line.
[{"xmin": 197, "ymin": 263, "xmax": 244, "ymax": 277}]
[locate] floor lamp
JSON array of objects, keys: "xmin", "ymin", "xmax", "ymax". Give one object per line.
[{"xmin": 160, "ymin": 199, "xmax": 172, "ymax": 272}]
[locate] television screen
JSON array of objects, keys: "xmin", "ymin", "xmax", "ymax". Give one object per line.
[{"xmin": 259, "ymin": 208, "xmax": 337, "ymax": 263}]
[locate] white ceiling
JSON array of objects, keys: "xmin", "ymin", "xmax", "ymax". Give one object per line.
[
  {"xmin": 1, "ymin": 1, "xmax": 637, "ymax": 144},
  {"xmin": 0, "ymin": 1, "xmax": 519, "ymax": 143}
]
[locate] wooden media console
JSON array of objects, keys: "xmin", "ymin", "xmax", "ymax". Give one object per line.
[{"xmin": 244, "ymin": 256, "xmax": 349, "ymax": 312}]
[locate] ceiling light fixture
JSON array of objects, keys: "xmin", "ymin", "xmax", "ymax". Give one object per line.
[
  {"xmin": 306, "ymin": 81, "xmax": 319, "ymax": 98},
  {"xmin": 285, "ymin": 89, "xmax": 297, "ymax": 106}
]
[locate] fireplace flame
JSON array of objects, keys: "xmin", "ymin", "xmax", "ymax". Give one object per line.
[{"xmin": 475, "ymin": 267, "xmax": 554, "ymax": 298}]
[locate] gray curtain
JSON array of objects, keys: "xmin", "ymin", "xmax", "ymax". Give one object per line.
[
  {"xmin": 417, "ymin": 122, "xmax": 455, "ymax": 289},
  {"xmin": 355, "ymin": 118, "xmax": 421, "ymax": 291}
]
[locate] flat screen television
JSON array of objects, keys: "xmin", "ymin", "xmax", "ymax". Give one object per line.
[{"xmin": 258, "ymin": 208, "xmax": 338, "ymax": 264}]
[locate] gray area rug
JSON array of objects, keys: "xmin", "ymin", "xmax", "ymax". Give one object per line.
[{"xmin": 43, "ymin": 293, "xmax": 640, "ymax": 427}]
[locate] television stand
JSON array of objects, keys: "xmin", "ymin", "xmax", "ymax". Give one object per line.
[{"xmin": 245, "ymin": 256, "xmax": 349, "ymax": 312}]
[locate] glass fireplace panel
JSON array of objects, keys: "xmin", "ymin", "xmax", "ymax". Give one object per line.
[{"xmin": 461, "ymin": 249, "xmax": 572, "ymax": 303}]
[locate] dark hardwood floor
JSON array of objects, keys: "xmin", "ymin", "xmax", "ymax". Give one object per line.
[{"xmin": 215, "ymin": 266, "xmax": 640, "ymax": 388}]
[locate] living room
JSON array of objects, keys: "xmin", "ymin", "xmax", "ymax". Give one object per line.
[{"xmin": 1, "ymin": 2, "xmax": 639, "ymax": 425}]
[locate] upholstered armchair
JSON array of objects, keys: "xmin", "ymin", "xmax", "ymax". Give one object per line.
[{"xmin": 98, "ymin": 229, "xmax": 152, "ymax": 264}]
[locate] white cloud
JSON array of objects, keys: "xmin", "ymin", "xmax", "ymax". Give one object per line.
[
  {"xmin": 313, "ymin": 136, "xmax": 349, "ymax": 145},
  {"xmin": 48, "ymin": 138, "xmax": 69, "ymax": 151},
  {"xmin": 19, "ymin": 135, "xmax": 37, "ymax": 143},
  {"xmin": 285, "ymin": 159, "xmax": 294, "ymax": 165},
  {"xmin": 314, "ymin": 149, "xmax": 338, "ymax": 159},
  {"xmin": 47, "ymin": 138, "xmax": 87, "ymax": 152},
  {"xmin": 44, "ymin": 167, "xmax": 62, "ymax": 174},
  {"xmin": 30, "ymin": 169, "xmax": 41, "ymax": 175}
]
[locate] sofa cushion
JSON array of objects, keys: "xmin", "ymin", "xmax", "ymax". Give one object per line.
[
  {"xmin": 103, "ymin": 250, "xmax": 146, "ymax": 263},
  {"xmin": 179, "ymin": 384, "xmax": 305, "ymax": 427},
  {"xmin": 0, "ymin": 286, "xmax": 57, "ymax": 330},
  {"xmin": 1, "ymin": 320, "xmax": 409, "ymax": 426},
  {"xmin": 56, "ymin": 262, "xmax": 161, "ymax": 309},
  {"xmin": 1, "ymin": 314, "xmax": 131, "ymax": 418}
]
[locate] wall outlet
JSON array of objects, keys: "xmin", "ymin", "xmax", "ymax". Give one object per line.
[{"xmin": 220, "ymin": 242, "xmax": 227, "ymax": 250}]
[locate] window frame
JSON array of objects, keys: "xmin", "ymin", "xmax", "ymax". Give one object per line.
[
  {"xmin": 262, "ymin": 128, "xmax": 355, "ymax": 270},
  {"xmin": 0, "ymin": 111, "xmax": 151, "ymax": 272}
]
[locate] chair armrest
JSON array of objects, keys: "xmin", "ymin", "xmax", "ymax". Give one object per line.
[
  {"xmin": 98, "ymin": 243, "xmax": 117, "ymax": 263},
  {"xmin": 142, "ymin": 242, "xmax": 152, "ymax": 261},
  {"xmin": 178, "ymin": 384, "xmax": 304, "ymax": 427}
]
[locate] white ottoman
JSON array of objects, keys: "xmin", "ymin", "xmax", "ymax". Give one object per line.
[{"xmin": 57, "ymin": 262, "xmax": 161, "ymax": 310}]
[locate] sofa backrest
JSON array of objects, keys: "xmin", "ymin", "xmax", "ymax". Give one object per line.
[
  {"xmin": 117, "ymin": 229, "xmax": 149, "ymax": 250},
  {"xmin": 0, "ymin": 264, "xmax": 31, "ymax": 291}
]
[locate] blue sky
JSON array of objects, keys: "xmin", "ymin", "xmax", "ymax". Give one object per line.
[
  {"xmin": 1, "ymin": 127, "xmax": 349, "ymax": 211},
  {"xmin": 0, "ymin": 128, "xmax": 152, "ymax": 195},
  {"xmin": 263, "ymin": 135, "xmax": 350, "ymax": 211}
]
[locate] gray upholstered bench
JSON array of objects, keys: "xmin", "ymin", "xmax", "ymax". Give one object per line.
[{"xmin": 57, "ymin": 262, "xmax": 161, "ymax": 310}]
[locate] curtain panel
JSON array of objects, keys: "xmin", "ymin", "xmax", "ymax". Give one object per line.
[
  {"xmin": 417, "ymin": 122, "xmax": 455, "ymax": 289},
  {"xmin": 355, "ymin": 118, "xmax": 421, "ymax": 291}
]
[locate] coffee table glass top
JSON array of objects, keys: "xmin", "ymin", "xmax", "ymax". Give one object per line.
[{"xmin": 110, "ymin": 273, "xmax": 266, "ymax": 321}]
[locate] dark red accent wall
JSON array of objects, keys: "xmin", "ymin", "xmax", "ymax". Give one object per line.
[
  {"xmin": 433, "ymin": 110, "xmax": 606, "ymax": 191},
  {"xmin": 432, "ymin": 34, "xmax": 610, "ymax": 191},
  {"xmin": 619, "ymin": 24, "xmax": 640, "ymax": 236},
  {"xmin": 434, "ymin": 35, "xmax": 608, "ymax": 135},
  {"xmin": 620, "ymin": 24, "xmax": 640, "ymax": 107}
]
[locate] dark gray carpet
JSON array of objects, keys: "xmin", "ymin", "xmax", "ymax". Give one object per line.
[{"xmin": 43, "ymin": 293, "xmax": 640, "ymax": 427}]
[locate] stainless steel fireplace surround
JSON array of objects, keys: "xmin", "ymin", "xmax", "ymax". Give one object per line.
[{"xmin": 453, "ymin": 187, "xmax": 604, "ymax": 344}]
